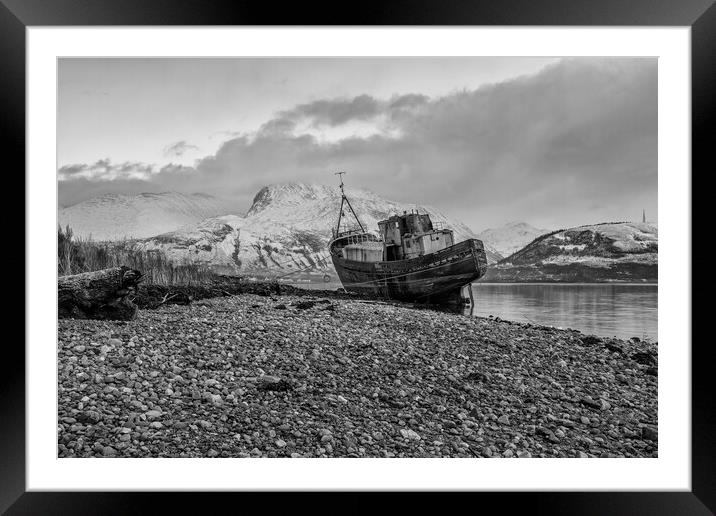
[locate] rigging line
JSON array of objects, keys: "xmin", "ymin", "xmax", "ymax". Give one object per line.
[
  {"xmin": 342, "ymin": 194, "xmax": 365, "ymax": 233},
  {"xmin": 334, "ymin": 195, "xmax": 346, "ymax": 236},
  {"xmin": 412, "ymin": 277, "xmax": 476, "ymax": 300},
  {"xmin": 340, "ymin": 273, "xmax": 478, "ymax": 302},
  {"xmin": 339, "ymin": 260, "xmax": 476, "ymax": 287},
  {"xmin": 340, "ymin": 273, "xmax": 475, "ymax": 290},
  {"xmin": 273, "ymin": 259, "xmax": 335, "ymax": 279},
  {"xmin": 253, "ymin": 245, "xmax": 331, "ymax": 268}
]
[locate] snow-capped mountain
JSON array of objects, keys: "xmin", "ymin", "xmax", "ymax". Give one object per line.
[
  {"xmin": 482, "ymin": 222, "xmax": 658, "ymax": 282},
  {"xmin": 137, "ymin": 182, "xmax": 502, "ymax": 274},
  {"xmin": 58, "ymin": 192, "xmax": 239, "ymax": 241},
  {"xmin": 476, "ymin": 222, "xmax": 549, "ymax": 258}
]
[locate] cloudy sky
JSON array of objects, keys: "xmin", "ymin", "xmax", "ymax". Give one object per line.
[{"xmin": 58, "ymin": 57, "xmax": 657, "ymax": 231}]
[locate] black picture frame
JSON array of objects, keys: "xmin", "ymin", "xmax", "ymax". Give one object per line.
[{"xmin": 5, "ymin": 0, "xmax": 712, "ymax": 513}]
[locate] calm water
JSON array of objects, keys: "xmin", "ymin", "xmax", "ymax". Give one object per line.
[
  {"xmin": 469, "ymin": 283, "xmax": 657, "ymax": 341},
  {"xmin": 290, "ymin": 280, "xmax": 658, "ymax": 341}
]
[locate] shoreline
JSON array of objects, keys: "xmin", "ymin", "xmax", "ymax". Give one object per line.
[
  {"xmin": 472, "ymin": 281, "xmax": 657, "ymax": 286},
  {"xmin": 58, "ymin": 290, "xmax": 658, "ymax": 458}
]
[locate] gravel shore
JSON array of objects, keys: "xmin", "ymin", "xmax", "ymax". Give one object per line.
[{"xmin": 58, "ymin": 291, "xmax": 658, "ymax": 458}]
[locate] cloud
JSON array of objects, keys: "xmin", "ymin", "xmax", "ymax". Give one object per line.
[
  {"xmin": 58, "ymin": 159, "xmax": 155, "ymax": 181},
  {"xmin": 291, "ymin": 94, "xmax": 382, "ymax": 126},
  {"xmin": 58, "ymin": 58, "xmax": 657, "ymax": 229},
  {"xmin": 260, "ymin": 93, "xmax": 430, "ymax": 133},
  {"xmin": 163, "ymin": 140, "xmax": 199, "ymax": 157}
]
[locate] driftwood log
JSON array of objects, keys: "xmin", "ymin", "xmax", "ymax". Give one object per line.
[{"xmin": 58, "ymin": 266, "xmax": 143, "ymax": 320}]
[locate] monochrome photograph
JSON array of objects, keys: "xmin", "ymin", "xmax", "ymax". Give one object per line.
[{"xmin": 56, "ymin": 56, "xmax": 658, "ymax": 459}]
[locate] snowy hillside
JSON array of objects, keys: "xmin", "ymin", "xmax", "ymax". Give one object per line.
[
  {"xmin": 477, "ymin": 222, "xmax": 549, "ymax": 258},
  {"xmin": 483, "ymin": 222, "xmax": 658, "ymax": 282},
  {"xmin": 137, "ymin": 182, "xmax": 502, "ymax": 274},
  {"xmin": 59, "ymin": 192, "xmax": 239, "ymax": 241}
]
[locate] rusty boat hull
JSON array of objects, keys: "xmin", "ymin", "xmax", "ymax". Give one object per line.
[{"xmin": 330, "ymin": 238, "xmax": 488, "ymax": 304}]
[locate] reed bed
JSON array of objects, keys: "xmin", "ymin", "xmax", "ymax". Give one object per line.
[{"xmin": 58, "ymin": 225, "xmax": 216, "ymax": 285}]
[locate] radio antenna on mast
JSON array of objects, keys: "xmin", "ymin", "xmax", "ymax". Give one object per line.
[
  {"xmin": 332, "ymin": 171, "xmax": 364, "ymax": 235},
  {"xmin": 334, "ymin": 171, "xmax": 346, "ymax": 193}
]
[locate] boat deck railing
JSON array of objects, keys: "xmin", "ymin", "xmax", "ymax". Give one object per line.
[{"xmin": 333, "ymin": 229, "xmax": 381, "ymax": 247}]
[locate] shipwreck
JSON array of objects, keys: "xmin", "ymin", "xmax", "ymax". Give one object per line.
[{"xmin": 328, "ymin": 174, "xmax": 488, "ymax": 304}]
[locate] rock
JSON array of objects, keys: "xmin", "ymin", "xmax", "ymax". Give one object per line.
[
  {"xmin": 78, "ymin": 410, "xmax": 103, "ymax": 424},
  {"xmin": 206, "ymin": 394, "xmax": 223, "ymax": 405},
  {"xmin": 503, "ymin": 449, "xmax": 514, "ymax": 458},
  {"xmin": 400, "ymin": 429, "xmax": 421, "ymax": 441},
  {"xmin": 537, "ymin": 427, "xmax": 560, "ymax": 443},
  {"xmin": 276, "ymin": 439, "xmax": 287, "ymax": 448},
  {"xmin": 517, "ymin": 450, "xmax": 532, "ymax": 458},
  {"xmin": 580, "ymin": 397, "xmax": 601, "ymax": 410},
  {"xmin": 576, "ymin": 451, "xmax": 589, "ymax": 458},
  {"xmin": 631, "ymin": 352, "xmax": 657, "ymax": 366},
  {"xmin": 73, "ymin": 345, "xmax": 86, "ymax": 353},
  {"xmin": 497, "ymin": 415, "xmax": 509, "ymax": 425},
  {"xmin": 581, "ymin": 335, "xmax": 601, "ymax": 346},
  {"xmin": 645, "ymin": 367, "xmax": 658, "ymax": 376},
  {"xmin": 641, "ymin": 426, "xmax": 658, "ymax": 441},
  {"xmin": 102, "ymin": 446, "xmax": 116, "ymax": 456},
  {"xmin": 580, "ymin": 416, "xmax": 590, "ymax": 425},
  {"xmin": 207, "ymin": 449, "xmax": 219, "ymax": 457},
  {"xmin": 257, "ymin": 376, "xmax": 292, "ymax": 392},
  {"xmin": 465, "ymin": 371, "xmax": 491, "ymax": 383},
  {"xmin": 107, "ymin": 338, "xmax": 122, "ymax": 347},
  {"xmin": 145, "ymin": 410, "xmax": 162, "ymax": 419},
  {"xmin": 604, "ymin": 341, "xmax": 624, "ymax": 354}
]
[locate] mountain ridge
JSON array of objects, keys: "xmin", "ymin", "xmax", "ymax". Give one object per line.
[
  {"xmin": 482, "ymin": 221, "xmax": 657, "ymax": 282},
  {"xmin": 136, "ymin": 182, "xmax": 504, "ymax": 273},
  {"xmin": 58, "ymin": 191, "xmax": 240, "ymax": 241},
  {"xmin": 476, "ymin": 221, "xmax": 549, "ymax": 258}
]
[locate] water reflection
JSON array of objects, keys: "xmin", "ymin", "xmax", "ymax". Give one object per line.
[{"xmin": 468, "ymin": 283, "xmax": 657, "ymax": 341}]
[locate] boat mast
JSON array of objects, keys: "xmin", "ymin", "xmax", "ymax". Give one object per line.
[{"xmin": 333, "ymin": 171, "xmax": 365, "ymax": 235}]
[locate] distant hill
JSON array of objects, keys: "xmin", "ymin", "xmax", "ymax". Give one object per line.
[
  {"xmin": 482, "ymin": 222, "xmax": 658, "ymax": 282},
  {"xmin": 58, "ymin": 192, "xmax": 239, "ymax": 241},
  {"xmin": 477, "ymin": 222, "xmax": 549, "ymax": 258},
  {"xmin": 136, "ymin": 182, "xmax": 503, "ymax": 274}
]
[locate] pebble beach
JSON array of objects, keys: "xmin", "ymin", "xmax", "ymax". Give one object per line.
[{"xmin": 58, "ymin": 290, "xmax": 658, "ymax": 458}]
